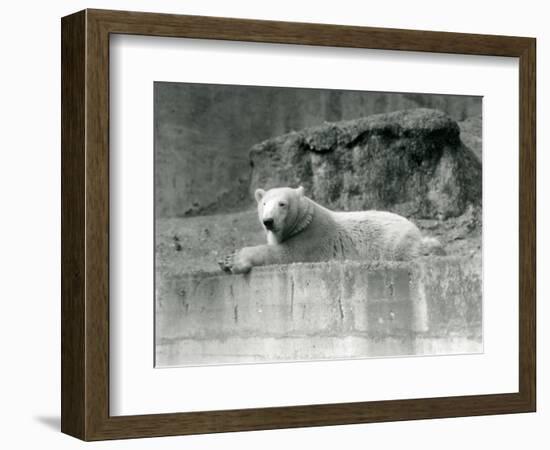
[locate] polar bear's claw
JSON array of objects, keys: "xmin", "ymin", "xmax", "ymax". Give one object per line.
[{"xmin": 218, "ymin": 253, "xmax": 236, "ymax": 273}]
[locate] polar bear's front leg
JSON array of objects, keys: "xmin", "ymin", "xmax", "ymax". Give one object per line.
[{"xmin": 218, "ymin": 245, "xmax": 282, "ymax": 274}]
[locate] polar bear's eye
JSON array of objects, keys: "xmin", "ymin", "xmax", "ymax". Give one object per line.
[{"xmin": 279, "ymin": 202, "xmax": 287, "ymax": 207}]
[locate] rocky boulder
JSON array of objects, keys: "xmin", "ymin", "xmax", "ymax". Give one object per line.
[{"xmin": 249, "ymin": 108, "xmax": 481, "ymax": 219}]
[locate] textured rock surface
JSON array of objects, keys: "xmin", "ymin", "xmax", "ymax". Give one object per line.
[
  {"xmin": 156, "ymin": 257, "xmax": 482, "ymax": 366},
  {"xmin": 155, "ymin": 82, "xmax": 482, "ymax": 218},
  {"xmin": 249, "ymin": 108, "xmax": 482, "ymax": 219},
  {"xmin": 458, "ymin": 115, "xmax": 482, "ymax": 161}
]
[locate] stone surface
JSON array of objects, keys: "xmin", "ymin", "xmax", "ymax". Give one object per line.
[
  {"xmin": 458, "ymin": 115, "xmax": 482, "ymax": 161},
  {"xmin": 249, "ymin": 109, "xmax": 482, "ymax": 219},
  {"xmin": 156, "ymin": 257, "xmax": 482, "ymax": 367},
  {"xmin": 154, "ymin": 82, "xmax": 482, "ymax": 218}
]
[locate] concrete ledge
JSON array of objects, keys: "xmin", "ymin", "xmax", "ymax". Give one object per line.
[{"xmin": 156, "ymin": 257, "xmax": 482, "ymax": 367}]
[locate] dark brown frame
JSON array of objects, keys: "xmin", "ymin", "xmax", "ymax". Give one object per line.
[{"xmin": 61, "ymin": 9, "xmax": 536, "ymax": 441}]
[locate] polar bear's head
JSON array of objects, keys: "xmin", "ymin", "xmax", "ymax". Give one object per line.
[{"xmin": 254, "ymin": 186, "xmax": 308, "ymax": 244}]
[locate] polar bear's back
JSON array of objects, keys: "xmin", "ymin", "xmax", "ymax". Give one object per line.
[{"xmin": 332, "ymin": 210, "xmax": 423, "ymax": 261}]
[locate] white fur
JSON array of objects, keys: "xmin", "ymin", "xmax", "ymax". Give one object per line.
[
  {"xmin": 220, "ymin": 186, "xmax": 443, "ymax": 274},
  {"xmin": 266, "ymin": 231, "xmax": 279, "ymax": 245}
]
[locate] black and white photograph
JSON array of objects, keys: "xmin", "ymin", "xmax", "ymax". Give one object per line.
[
  {"xmin": 2, "ymin": 0, "xmax": 543, "ymax": 446},
  {"xmin": 154, "ymin": 82, "xmax": 483, "ymax": 367}
]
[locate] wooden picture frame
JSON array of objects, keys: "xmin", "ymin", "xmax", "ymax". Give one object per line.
[{"xmin": 61, "ymin": 9, "xmax": 536, "ymax": 441}]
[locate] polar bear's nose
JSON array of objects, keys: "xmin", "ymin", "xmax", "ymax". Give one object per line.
[{"xmin": 263, "ymin": 218, "xmax": 275, "ymax": 230}]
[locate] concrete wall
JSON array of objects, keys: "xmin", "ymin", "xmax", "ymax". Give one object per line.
[{"xmin": 155, "ymin": 257, "xmax": 482, "ymax": 367}]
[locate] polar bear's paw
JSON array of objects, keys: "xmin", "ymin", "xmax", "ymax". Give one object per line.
[
  {"xmin": 218, "ymin": 253, "xmax": 236, "ymax": 273},
  {"xmin": 218, "ymin": 250, "xmax": 252, "ymax": 274}
]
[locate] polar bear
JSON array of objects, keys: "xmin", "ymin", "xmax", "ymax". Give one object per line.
[{"xmin": 219, "ymin": 186, "xmax": 443, "ymax": 274}]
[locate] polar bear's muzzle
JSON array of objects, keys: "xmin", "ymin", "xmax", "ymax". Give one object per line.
[
  {"xmin": 260, "ymin": 198, "xmax": 287, "ymax": 232},
  {"xmin": 263, "ymin": 218, "xmax": 275, "ymax": 230}
]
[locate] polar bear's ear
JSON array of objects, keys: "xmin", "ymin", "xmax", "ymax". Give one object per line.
[
  {"xmin": 296, "ymin": 186, "xmax": 305, "ymax": 197},
  {"xmin": 254, "ymin": 188, "xmax": 266, "ymax": 203}
]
